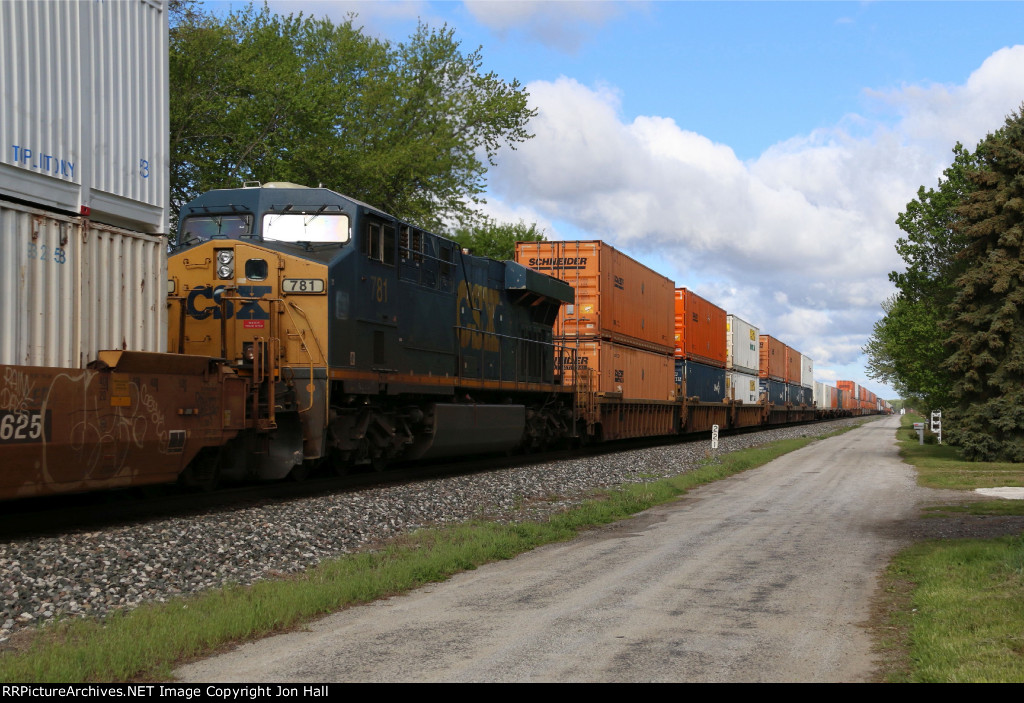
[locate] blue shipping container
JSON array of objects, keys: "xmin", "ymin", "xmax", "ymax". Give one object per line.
[
  {"xmin": 790, "ymin": 384, "xmax": 814, "ymax": 406},
  {"xmin": 677, "ymin": 359, "xmax": 727, "ymax": 402},
  {"xmin": 759, "ymin": 378, "xmax": 787, "ymax": 405}
]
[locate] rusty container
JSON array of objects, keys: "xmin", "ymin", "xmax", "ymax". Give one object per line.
[
  {"xmin": 674, "ymin": 288, "xmax": 727, "ymax": 367},
  {"xmin": 557, "ymin": 339, "xmax": 675, "ymax": 402},
  {"xmin": 784, "ymin": 346, "xmax": 802, "ymax": 384},
  {"xmin": 515, "ymin": 240, "xmax": 675, "ymax": 354},
  {"xmin": 758, "ymin": 335, "xmax": 786, "ymax": 380}
]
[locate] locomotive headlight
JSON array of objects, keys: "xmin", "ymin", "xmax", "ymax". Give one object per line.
[{"xmin": 215, "ymin": 249, "xmax": 234, "ymax": 280}]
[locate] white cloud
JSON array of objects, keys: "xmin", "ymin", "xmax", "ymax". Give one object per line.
[
  {"xmin": 865, "ymin": 46, "xmax": 1024, "ymax": 155},
  {"xmin": 486, "ymin": 47, "xmax": 1024, "ymax": 392},
  {"xmin": 463, "ymin": 0, "xmax": 627, "ymax": 52}
]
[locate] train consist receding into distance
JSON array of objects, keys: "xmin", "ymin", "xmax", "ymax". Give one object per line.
[
  {"xmin": 0, "ymin": 179, "xmax": 890, "ymax": 500},
  {"xmin": 0, "ymin": 0, "xmax": 889, "ymax": 501}
]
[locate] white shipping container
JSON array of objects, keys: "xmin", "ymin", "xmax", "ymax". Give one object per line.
[
  {"xmin": 0, "ymin": 0, "xmax": 168, "ymax": 233},
  {"xmin": 0, "ymin": 201, "xmax": 166, "ymax": 367},
  {"xmin": 814, "ymin": 381, "xmax": 831, "ymax": 409},
  {"xmin": 726, "ymin": 314, "xmax": 759, "ymax": 375},
  {"xmin": 727, "ymin": 370, "xmax": 760, "ymax": 404},
  {"xmin": 800, "ymin": 354, "xmax": 814, "ymax": 389}
]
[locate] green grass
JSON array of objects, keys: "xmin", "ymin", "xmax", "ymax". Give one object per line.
[
  {"xmin": 897, "ymin": 413, "xmax": 1024, "ymax": 491},
  {"xmin": 885, "ymin": 536, "xmax": 1024, "ymax": 682},
  {"xmin": 0, "ymin": 422, "xmax": 861, "ymax": 683},
  {"xmin": 881, "ymin": 413, "xmax": 1024, "ymax": 682}
]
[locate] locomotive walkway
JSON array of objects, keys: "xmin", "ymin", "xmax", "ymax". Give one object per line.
[{"xmin": 176, "ymin": 415, "xmax": 924, "ymax": 682}]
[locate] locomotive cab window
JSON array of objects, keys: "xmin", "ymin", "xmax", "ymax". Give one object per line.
[
  {"xmin": 364, "ymin": 223, "xmax": 395, "ymax": 266},
  {"xmin": 180, "ymin": 214, "xmax": 252, "ymax": 244},
  {"xmin": 262, "ymin": 213, "xmax": 350, "ymax": 244}
]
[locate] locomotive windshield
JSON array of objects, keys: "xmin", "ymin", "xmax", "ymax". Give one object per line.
[
  {"xmin": 180, "ymin": 214, "xmax": 252, "ymax": 243},
  {"xmin": 263, "ymin": 213, "xmax": 350, "ymax": 244}
]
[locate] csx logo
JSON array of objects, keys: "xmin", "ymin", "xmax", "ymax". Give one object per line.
[{"xmin": 186, "ymin": 285, "xmax": 271, "ymax": 320}]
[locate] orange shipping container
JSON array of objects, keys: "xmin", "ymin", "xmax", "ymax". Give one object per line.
[
  {"xmin": 515, "ymin": 240, "xmax": 675, "ymax": 354},
  {"xmin": 759, "ymin": 335, "xmax": 786, "ymax": 380},
  {"xmin": 557, "ymin": 340, "xmax": 676, "ymax": 402},
  {"xmin": 784, "ymin": 346, "xmax": 802, "ymax": 384},
  {"xmin": 674, "ymin": 288, "xmax": 727, "ymax": 367}
]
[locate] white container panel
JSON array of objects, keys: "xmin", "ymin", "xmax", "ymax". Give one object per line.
[
  {"xmin": 0, "ymin": 201, "xmax": 166, "ymax": 368},
  {"xmin": 814, "ymin": 382, "xmax": 832, "ymax": 408},
  {"xmin": 0, "ymin": 0, "xmax": 168, "ymax": 233},
  {"xmin": 726, "ymin": 314, "xmax": 759, "ymax": 375},
  {"xmin": 800, "ymin": 354, "xmax": 814, "ymax": 389},
  {"xmin": 727, "ymin": 370, "xmax": 760, "ymax": 405}
]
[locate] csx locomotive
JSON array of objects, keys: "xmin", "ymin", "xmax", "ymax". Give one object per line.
[{"xmin": 169, "ymin": 182, "xmax": 577, "ymax": 483}]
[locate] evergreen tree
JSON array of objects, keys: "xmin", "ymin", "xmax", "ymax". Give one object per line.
[{"xmin": 943, "ymin": 107, "xmax": 1024, "ymax": 460}]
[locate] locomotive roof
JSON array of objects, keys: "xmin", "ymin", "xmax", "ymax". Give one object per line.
[{"xmin": 180, "ymin": 183, "xmax": 388, "ymax": 221}]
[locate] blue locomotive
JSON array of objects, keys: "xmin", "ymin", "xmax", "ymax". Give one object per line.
[{"xmin": 169, "ymin": 183, "xmax": 576, "ymax": 481}]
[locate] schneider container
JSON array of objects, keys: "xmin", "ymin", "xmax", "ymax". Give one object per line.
[
  {"xmin": 674, "ymin": 288, "xmax": 727, "ymax": 367},
  {"xmin": 784, "ymin": 346, "xmax": 802, "ymax": 385},
  {"xmin": 516, "ymin": 240, "xmax": 675, "ymax": 354},
  {"xmin": 557, "ymin": 339, "xmax": 675, "ymax": 401},
  {"xmin": 758, "ymin": 335, "xmax": 786, "ymax": 381},
  {"xmin": 0, "ymin": 0, "xmax": 169, "ymax": 234}
]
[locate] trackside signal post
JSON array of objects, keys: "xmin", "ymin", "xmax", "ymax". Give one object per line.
[{"xmin": 931, "ymin": 410, "xmax": 942, "ymax": 444}]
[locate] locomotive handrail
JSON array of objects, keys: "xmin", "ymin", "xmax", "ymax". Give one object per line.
[{"xmin": 278, "ymin": 299, "xmax": 323, "ymax": 414}]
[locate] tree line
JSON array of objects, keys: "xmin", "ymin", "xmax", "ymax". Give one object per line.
[
  {"xmin": 169, "ymin": 1, "xmax": 544, "ymax": 259},
  {"xmin": 865, "ymin": 106, "xmax": 1024, "ymax": 460}
]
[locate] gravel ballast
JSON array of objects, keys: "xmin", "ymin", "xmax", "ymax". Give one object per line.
[{"xmin": 0, "ymin": 419, "xmax": 872, "ymax": 643}]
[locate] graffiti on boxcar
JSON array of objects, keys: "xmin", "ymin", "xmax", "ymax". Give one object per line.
[
  {"xmin": 0, "ymin": 367, "xmax": 35, "ymax": 414},
  {"xmin": 137, "ymin": 382, "xmax": 169, "ymax": 452},
  {"xmin": 46, "ymin": 371, "xmax": 170, "ymax": 482}
]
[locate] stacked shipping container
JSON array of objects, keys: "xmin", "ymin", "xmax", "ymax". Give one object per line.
[
  {"xmin": 674, "ymin": 289, "xmax": 727, "ymax": 403},
  {"xmin": 515, "ymin": 241, "xmax": 676, "ymax": 403},
  {"xmin": 726, "ymin": 314, "xmax": 759, "ymax": 405},
  {"xmin": 0, "ymin": 0, "xmax": 169, "ymax": 368}
]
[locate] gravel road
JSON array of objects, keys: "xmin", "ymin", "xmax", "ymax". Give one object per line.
[{"xmin": 175, "ymin": 414, "xmax": 937, "ymax": 682}]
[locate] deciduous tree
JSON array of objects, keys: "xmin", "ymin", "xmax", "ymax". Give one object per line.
[
  {"xmin": 169, "ymin": 3, "xmax": 536, "ymax": 232},
  {"xmin": 863, "ymin": 143, "xmax": 981, "ymax": 409},
  {"xmin": 448, "ymin": 219, "xmax": 547, "ymax": 260}
]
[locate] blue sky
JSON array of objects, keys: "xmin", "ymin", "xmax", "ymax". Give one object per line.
[{"xmin": 202, "ymin": 1, "xmax": 1024, "ymax": 400}]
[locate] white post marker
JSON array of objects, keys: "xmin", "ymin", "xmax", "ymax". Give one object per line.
[
  {"xmin": 931, "ymin": 410, "xmax": 942, "ymax": 444},
  {"xmin": 711, "ymin": 424, "xmax": 719, "ymax": 450}
]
